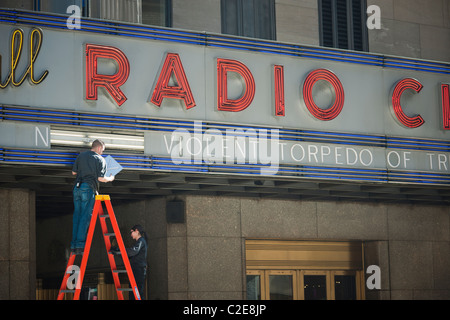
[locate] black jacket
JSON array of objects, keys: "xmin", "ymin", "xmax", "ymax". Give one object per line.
[{"xmin": 126, "ymin": 237, "xmax": 147, "ymax": 269}]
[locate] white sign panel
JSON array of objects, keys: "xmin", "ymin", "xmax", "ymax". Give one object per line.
[{"xmin": 0, "ymin": 23, "xmax": 449, "ymax": 141}]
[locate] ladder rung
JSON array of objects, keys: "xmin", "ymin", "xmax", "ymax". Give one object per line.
[
  {"xmin": 104, "ymin": 233, "xmax": 115, "ymax": 236},
  {"xmin": 108, "ymin": 251, "xmax": 121, "ymax": 255},
  {"xmin": 99, "ymin": 214, "xmax": 109, "ymax": 219},
  {"xmin": 60, "ymin": 289, "xmax": 75, "ymax": 293},
  {"xmin": 113, "ymin": 270, "xmax": 127, "ymax": 273},
  {"xmin": 117, "ymin": 288, "xmax": 133, "ymax": 292}
]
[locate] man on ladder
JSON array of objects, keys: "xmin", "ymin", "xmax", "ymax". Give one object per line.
[
  {"xmin": 71, "ymin": 139, "xmax": 114, "ymax": 254},
  {"xmin": 59, "ymin": 195, "xmax": 141, "ymax": 300},
  {"xmin": 59, "ymin": 139, "xmax": 143, "ymax": 300}
]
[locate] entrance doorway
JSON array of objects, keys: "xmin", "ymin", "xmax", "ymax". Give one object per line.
[
  {"xmin": 247, "ymin": 269, "xmax": 363, "ymax": 300},
  {"xmin": 245, "ymin": 240, "xmax": 364, "ymax": 300}
]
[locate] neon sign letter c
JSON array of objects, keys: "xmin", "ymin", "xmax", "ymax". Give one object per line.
[{"xmin": 390, "ymin": 78, "xmax": 424, "ymax": 128}]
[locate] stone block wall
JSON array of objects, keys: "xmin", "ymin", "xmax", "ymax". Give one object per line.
[
  {"xmin": 0, "ymin": 188, "xmax": 36, "ymax": 300},
  {"xmin": 367, "ymin": 0, "xmax": 450, "ymax": 61},
  {"xmin": 154, "ymin": 195, "xmax": 450, "ymax": 300},
  {"xmin": 34, "ymin": 193, "xmax": 450, "ymax": 300}
]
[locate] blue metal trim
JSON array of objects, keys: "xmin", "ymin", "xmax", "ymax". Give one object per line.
[
  {"xmin": 0, "ymin": 9, "xmax": 449, "ymax": 74},
  {"xmin": 3, "ymin": 148, "xmax": 450, "ymax": 186},
  {"xmin": 2, "ymin": 105, "xmax": 450, "ymax": 152}
]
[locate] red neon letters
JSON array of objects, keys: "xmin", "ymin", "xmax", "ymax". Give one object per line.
[
  {"xmin": 302, "ymin": 69, "xmax": 345, "ymax": 121},
  {"xmin": 151, "ymin": 53, "xmax": 196, "ymax": 109},
  {"xmin": 391, "ymin": 78, "xmax": 424, "ymax": 128},
  {"xmin": 274, "ymin": 65, "xmax": 285, "ymax": 116},
  {"xmin": 442, "ymin": 84, "xmax": 450, "ymax": 130},
  {"xmin": 81, "ymin": 45, "xmax": 449, "ymax": 131},
  {"xmin": 217, "ymin": 58, "xmax": 255, "ymax": 112},
  {"xmin": 85, "ymin": 44, "xmax": 130, "ymax": 106}
]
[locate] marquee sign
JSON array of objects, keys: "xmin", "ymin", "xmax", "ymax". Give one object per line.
[
  {"xmin": 1, "ymin": 25, "xmax": 449, "ymax": 136},
  {"xmin": 1, "ymin": 17, "xmax": 450, "ymax": 182},
  {"xmin": 84, "ymin": 42, "xmax": 448, "ymax": 130}
]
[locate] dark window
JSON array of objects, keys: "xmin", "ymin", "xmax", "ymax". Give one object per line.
[
  {"xmin": 319, "ymin": 0, "xmax": 368, "ymax": 51},
  {"xmin": 34, "ymin": 0, "xmax": 88, "ymax": 16},
  {"xmin": 142, "ymin": 0, "xmax": 172, "ymax": 27},
  {"xmin": 33, "ymin": 0, "xmax": 172, "ymax": 27},
  {"xmin": 221, "ymin": 0, "xmax": 276, "ymax": 40}
]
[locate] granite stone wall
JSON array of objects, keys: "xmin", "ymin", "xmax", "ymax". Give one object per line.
[
  {"xmin": 32, "ymin": 193, "xmax": 450, "ymax": 300},
  {"xmin": 0, "ymin": 188, "xmax": 36, "ymax": 300},
  {"xmin": 154, "ymin": 195, "xmax": 450, "ymax": 300}
]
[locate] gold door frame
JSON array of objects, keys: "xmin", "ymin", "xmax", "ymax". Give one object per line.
[{"xmin": 245, "ymin": 240, "xmax": 365, "ymax": 300}]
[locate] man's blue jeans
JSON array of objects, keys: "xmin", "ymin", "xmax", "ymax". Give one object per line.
[{"xmin": 71, "ymin": 183, "xmax": 96, "ymax": 249}]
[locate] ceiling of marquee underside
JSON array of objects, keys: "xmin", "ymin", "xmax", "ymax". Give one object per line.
[{"xmin": 1, "ymin": 163, "xmax": 450, "ymax": 219}]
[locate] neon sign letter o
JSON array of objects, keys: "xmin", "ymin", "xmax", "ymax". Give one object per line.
[{"xmin": 302, "ymin": 69, "xmax": 345, "ymax": 121}]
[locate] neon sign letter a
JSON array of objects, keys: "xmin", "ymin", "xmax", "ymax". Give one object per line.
[{"xmin": 151, "ymin": 53, "xmax": 196, "ymax": 109}]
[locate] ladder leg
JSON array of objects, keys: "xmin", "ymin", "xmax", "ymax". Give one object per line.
[
  {"xmin": 73, "ymin": 198, "xmax": 101, "ymax": 300},
  {"xmin": 104, "ymin": 199, "xmax": 141, "ymax": 300},
  {"xmin": 57, "ymin": 252, "xmax": 77, "ymax": 300},
  {"xmin": 99, "ymin": 211, "xmax": 125, "ymax": 300}
]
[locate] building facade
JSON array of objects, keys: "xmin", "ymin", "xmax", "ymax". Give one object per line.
[{"xmin": 0, "ymin": 0, "xmax": 449, "ymax": 300}]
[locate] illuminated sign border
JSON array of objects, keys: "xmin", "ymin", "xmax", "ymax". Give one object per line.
[
  {"xmin": 1, "ymin": 10, "xmax": 450, "ymax": 188},
  {"xmin": 2, "ymin": 105, "xmax": 450, "ymax": 187},
  {"xmin": 2, "ymin": 147, "xmax": 450, "ymax": 186},
  {"xmin": 5, "ymin": 105, "xmax": 450, "ymax": 152}
]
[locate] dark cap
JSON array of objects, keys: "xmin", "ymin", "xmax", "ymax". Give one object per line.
[{"xmin": 131, "ymin": 224, "xmax": 144, "ymax": 233}]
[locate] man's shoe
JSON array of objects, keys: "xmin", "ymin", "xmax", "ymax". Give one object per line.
[{"xmin": 73, "ymin": 248, "xmax": 84, "ymax": 255}]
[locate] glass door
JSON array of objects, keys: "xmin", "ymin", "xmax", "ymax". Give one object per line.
[
  {"xmin": 332, "ymin": 271, "xmax": 359, "ymax": 300},
  {"xmin": 266, "ymin": 270, "xmax": 296, "ymax": 300},
  {"xmin": 246, "ymin": 269, "xmax": 362, "ymax": 300},
  {"xmin": 302, "ymin": 271, "xmax": 329, "ymax": 300},
  {"xmin": 245, "ymin": 240, "xmax": 364, "ymax": 300},
  {"xmin": 246, "ymin": 270, "xmax": 264, "ymax": 300}
]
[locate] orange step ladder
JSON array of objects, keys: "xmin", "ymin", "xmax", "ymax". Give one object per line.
[{"xmin": 57, "ymin": 195, "xmax": 141, "ymax": 300}]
